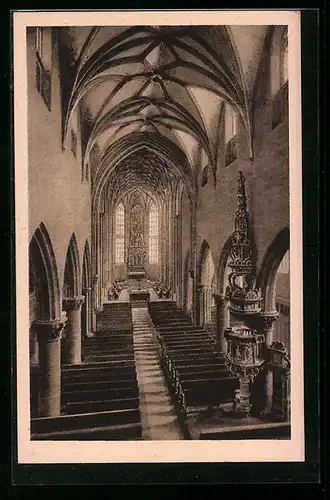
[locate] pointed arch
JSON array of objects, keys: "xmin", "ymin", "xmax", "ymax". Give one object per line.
[
  {"xmin": 183, "ymin": 250, "xmax": 192, "ymax": 312},
  {"xmin": 63, "ymin": 233, "xmax": 81, "ymax": 298},
  {"xmin": 196, "ymin": 239, "xmax": 215, "ymax": 325},
  {"xmin": 29, "ymin": 222, "xmax": 61, "ymax": 321},
  {"xmin": 196, "ymin": 239, "xmax": 211, "ymax": 283},
  {"xmin": 256, "ymin": 227, "xmax": 290, "ymax": 311},
  {"xmin": 82, "ymin": 239, "xmax": 91, "ymax": 290}
]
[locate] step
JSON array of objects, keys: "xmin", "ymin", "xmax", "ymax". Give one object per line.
[
  {"xmin": 31, "ymin": 422, "xmax": 142, "ymax": 441},
  {"xmin": 158, "ymin": 327, "xmax": 206, "ymax": 333},
  {"xmin": 84, "ymin": 354, "xmax": 135, "ymax": 362},
  {"xmin": 65, "ymin": 397, "xmax": 139, "ymax": 415},
  {"xmin": 62, "ymin": 378, "xmax": 137, "ymax": 392},
  {"xmin": 161, "ymin": 339, "xmax": 213, "ymax": 347},
  {"xmin": 199, "ymin": 422, "xmax": 291, "ymax": 440},
  {"xmin": 171, "ymin": 353, "xmax": 218, "ymax": 361},
  {"xmin": 31, "ymin": 408, "xmax": 141, "ymax": 434},
  {"xmin": 165, "ymin": 347, "xmax": 214, "ymax": 355},
  {"xmin": 181, "ymin": 375, "xmax": 236, "ymax": 386},
  {"xmin": 84, "ymin": 348, "xmax": 135, "ymax": 357},
  {"xmin": 177, "ymin": 368, "xmax": 229, "ymax": 380},
  {"xmin": 175, "ymin": 362, "xmax": 226, "ymax": 372},
  {"xmin": 62, "ymin": 367, "xmax": 136, "ymax": 380},
  {"xmin": 84, "ymin": 337, "xmax": 134, "ymax": 344},
  {"xmin": 61, "ymin": 360, "xmax": 135, "ymax": 371},
  {"xmin": 62, "ymin": 386, "xmax": 139, "ymax": 403}
]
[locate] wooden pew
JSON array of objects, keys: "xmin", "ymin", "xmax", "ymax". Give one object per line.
[
  {"xmin": 31, "ymin": 408, "xmax": 142, "ymax": 441},
  {"xmin": 65, "ymin": 396, "xmax": 140, "ymax": 415},
  {"xmin": 199, "ymin": 422, "xmax": 291, "ymax": 440},
  {"xmin": 62, "ymin": 385, "xmax": 139, "ymax": 404}
]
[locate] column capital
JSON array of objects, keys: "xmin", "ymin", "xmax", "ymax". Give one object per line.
[
  {"xmin": 62, "ymin": 296, "xmax": 85, "ymax": 312},
  {"xmin": 32, "ymin": 318, "xmax": 66, "ymax": 342}
]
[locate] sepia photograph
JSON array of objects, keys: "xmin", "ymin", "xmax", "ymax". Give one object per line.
[{"xmin": 13, "ymin": 10, "xmax": 304, "ymax": 464}]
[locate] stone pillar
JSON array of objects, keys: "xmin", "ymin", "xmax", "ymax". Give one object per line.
[
  {"xmin": 283, "ymin": 371, "xmax": 291, "ymax": 421},
  {"xmin": 84, "ymin": 286, "xmax": 93, "ymax": 336},
  {"xmin": 196, "ymin": 284, "xmax": 205, "ymax": 327},
  {"xmin": 62, "ymin": 296, "xmax": 85, "ymax": 364},
  {"xmin": 213, "ymin": 294, "xmax": 229, "ymax": 353},
  {"xmin": 91, "ymin": 275, "xmax": 98, "ymax": 332},
  {"xmin": 257, "ymin": 312, "xmax": 279, "ymax": 415},
  {"xmin": 237, "ymin": 376, "xmax": 252, "ymax": 414},
  {"xmin": 33, "ymin": 318, "xmax": 66, "ymax": 417}
]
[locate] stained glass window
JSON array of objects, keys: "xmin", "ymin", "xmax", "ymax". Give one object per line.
[
  {"xmin": 115, "ymin": 203, "xmax": 125, "ymax": 264},
  {"xmin": 149, "ymin": 204, "xmax": 159, "ymax": 264}
]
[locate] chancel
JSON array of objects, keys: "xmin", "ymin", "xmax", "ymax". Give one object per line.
[{"xmin": 27, "ymin": 24, "xmax": 291, "ymax": 440}]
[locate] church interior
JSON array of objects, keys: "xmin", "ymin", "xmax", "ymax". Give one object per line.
[{"xmin": 27, "ymin": 25, "xmax": 291, "ymax": 441}]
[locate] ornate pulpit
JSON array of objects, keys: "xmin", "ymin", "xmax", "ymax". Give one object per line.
[{"xmin": 224, "ymin": 171, "xmax": 265, "ymax": 416}]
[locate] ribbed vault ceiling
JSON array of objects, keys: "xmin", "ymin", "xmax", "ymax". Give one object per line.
[{"xmin": 61, "ymin": 25, "xmax": 269, "ymax": 204}]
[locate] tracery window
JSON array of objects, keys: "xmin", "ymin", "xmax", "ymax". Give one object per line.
[
  {"xmin": 149, "ymin": 203, "xmax": 159, "ymax": 264},
  {"xmin": 115, "ymin": 203, "xmax": 125, "ymax": 264}
]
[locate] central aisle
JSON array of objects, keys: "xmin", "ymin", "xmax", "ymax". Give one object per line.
[{"xmin": 132, "ymin": 307, "xmax": 184, "ymax": 440}]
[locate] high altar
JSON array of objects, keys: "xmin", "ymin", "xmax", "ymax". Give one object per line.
[{"xmin": 127, "ymin": 202, "xmax": 146, "ymax": 281}]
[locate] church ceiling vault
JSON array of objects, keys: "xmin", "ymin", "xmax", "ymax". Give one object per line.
[{"xmin": 60, "ymin": 26, "xmax": 269, "ymax": 204}]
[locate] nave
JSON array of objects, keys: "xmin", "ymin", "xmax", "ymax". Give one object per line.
[
  {"xmin": 27, "ymin": 24, "xmax": 292, "ymax": 442},
  {"xmin": 30, "ymin": 279, "xmax": 290, "ymax": 441}
]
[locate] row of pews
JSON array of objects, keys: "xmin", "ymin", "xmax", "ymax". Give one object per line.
[
  {"xmin": 31, "ymin": 302, "xmax": 142, "ymax": 440},
  {"xmin": 148, "ymin": 301, "xmax": 239, "ymax": 421}
]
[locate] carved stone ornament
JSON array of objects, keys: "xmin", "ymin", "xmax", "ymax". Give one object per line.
[
  {"xmin": 254, "ymin": 310, "xmax": 280, "ymax": 332},
  {"xmin": 225, "ymin": 324, "xmax": 265, "ymax": 368},
  {"xmin": 270, "ymin": 340, "xmax": 288, "ymax": 353},
  {"xmin": 268, "ymin": 340, "xmax": 291, "ymax": 372},
  {"xmin": 62, "ymin": 296, "xmax": 85, "ymax": 312},
  {"xmin": 32, "ymin": 318, "xmax": 67, "ymax": 342},
  {"xmin": 225, "ymin": 171, "xmax": 262, "ymax": 315}
]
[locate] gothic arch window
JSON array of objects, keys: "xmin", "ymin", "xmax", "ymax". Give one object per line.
[
  {"xmin": 35, "ymin": 27, "xmax": 52, "ymax": 111},
  {"xmin": 149, "ymin": 203, "xmax": 159, "ymax": 264},
  {"xmin": 225, "ymin": 104, "xmax": 237, "ymax": 166},
  {"xmin": 201, "ymin": 248, "xmax": 215, "ymax": 324},
  {"xmin": 115, "ymin": 203, "xmax": 125, "ymax": 265}
]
